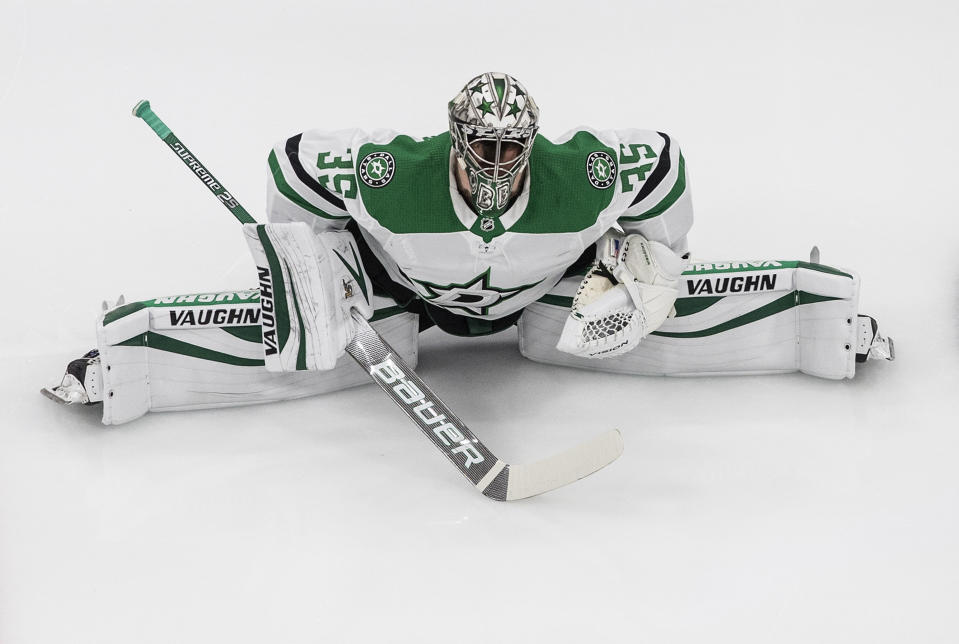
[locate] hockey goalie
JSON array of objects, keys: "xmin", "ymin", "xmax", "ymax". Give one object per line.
[{"xmin": 44, "ymin": 72, "xmax": 893, "ymax": 426}]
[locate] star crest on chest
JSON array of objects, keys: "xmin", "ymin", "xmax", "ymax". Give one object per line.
[{"xmin": 411, "ymin": 268, "xmax": 543, "ymax": 316}]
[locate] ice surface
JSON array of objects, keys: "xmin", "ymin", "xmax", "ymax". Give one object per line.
[{"xmin": 1, "ymin": 1, "xmax": 958, "ymax": 643}]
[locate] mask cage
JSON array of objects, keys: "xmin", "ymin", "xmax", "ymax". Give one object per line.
[{"xmin": 450, "ymin": 119, "xmax": 538, "ymax": 183}]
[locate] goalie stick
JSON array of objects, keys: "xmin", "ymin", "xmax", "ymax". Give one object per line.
[{"xmin": 131, "ymin": 100, "xmax": 624, "ymax": 500}]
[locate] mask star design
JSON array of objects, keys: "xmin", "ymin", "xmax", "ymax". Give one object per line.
[{"xmin": 411, "ymin": 268, "xmax": 543, "ymax": 316}]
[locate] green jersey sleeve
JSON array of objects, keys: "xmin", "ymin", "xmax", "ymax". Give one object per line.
[
  {"xmin": 266, "ymin": 129, "xmax": 363, "ymax": 230},
  {"xmin": 610, "ymin": 129, "xmax": 692, "ymax": 256}
]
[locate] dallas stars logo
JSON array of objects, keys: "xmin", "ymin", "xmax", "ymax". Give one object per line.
[
  {"xmin": 411, "ymin": 268, "xmax": 543, "ymax": 316},
  {"xmin": 586, "ymin": 151, "xmax": 616, "ymax": 189},
  {"xmin": 359, "ymin": 151, "xmax": 395, "ymax": 188}
]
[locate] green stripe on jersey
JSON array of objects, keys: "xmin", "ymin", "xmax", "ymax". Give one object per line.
[
  {"xmin": 269, "ymin": 150, "xmax": 350, "ymax": 220},
  {"xmin": 621, "ymin": 153, "xmax": 686, "ymax": 222}
]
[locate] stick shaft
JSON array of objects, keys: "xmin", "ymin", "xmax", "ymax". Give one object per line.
[
  {"xmin": 346, "ymin": 311, "xmax": 506, "ymax": 495},
  {"xmin": 132, "ymin": 100, "xmax": 256, "ymax": 225}
]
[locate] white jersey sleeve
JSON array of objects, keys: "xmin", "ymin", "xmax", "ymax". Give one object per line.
[
  {"xmin": 606, "ymin": 129, "xmax": 693, "ymax": 257},
  {"xmin": 266, "ymin": 129, "xmax": 365, "ymax": 231}
]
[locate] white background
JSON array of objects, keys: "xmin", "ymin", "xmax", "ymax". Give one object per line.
[{"xmin": 2, "ymin": 0, "xmax": 958, "ymax": 642}]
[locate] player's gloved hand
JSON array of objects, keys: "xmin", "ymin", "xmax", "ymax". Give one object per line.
[
  {"xmin": 555, "ymin": 231, "xmax": 686, "ymax": 359},
  {"xmin": 244, "ymin": 223, "xmax": 373, "ymax": 371}
]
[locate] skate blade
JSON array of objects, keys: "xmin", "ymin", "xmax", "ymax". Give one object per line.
[
  {"xmin": 40, "ymin": 386, "xmax": 72, "ymax": 405},
  {"xmin": 40, "ymin": 382, "xmax": 93, "ymax": 405}
]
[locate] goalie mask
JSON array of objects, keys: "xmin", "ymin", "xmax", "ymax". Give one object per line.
[{"xmin": 448, "ymin": 72, "xmax": 539, "ymax": 218}]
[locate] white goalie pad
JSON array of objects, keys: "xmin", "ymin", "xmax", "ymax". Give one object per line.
[
  {"xmin": 94, "ymin": 290, "xmax": 418, "ymax": 425},
  {"xmin": 521, "ymin": 259, "xmax": 866, "ymax": 380},
  {"xmin": 243, "ymin": 223, "xmax": 373, "ymax": 372}
]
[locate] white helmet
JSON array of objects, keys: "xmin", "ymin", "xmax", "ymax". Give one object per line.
[{"xmin": 448, "ymin": 72, "xmax": 539, "ymax": 217}]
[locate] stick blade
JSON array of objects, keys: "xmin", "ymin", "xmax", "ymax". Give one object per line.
[{"xmin": 502, "ymin": 429, "xmax": 624, "ymax": 501}]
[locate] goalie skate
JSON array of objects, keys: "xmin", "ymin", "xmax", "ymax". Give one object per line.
[
  {"xmin": 856, "ymin": 315, "xmax": 894, "ymax": 363},
  {"xmin": 41, "ymin": 349, "xmax": 103, "ymax": 405}
]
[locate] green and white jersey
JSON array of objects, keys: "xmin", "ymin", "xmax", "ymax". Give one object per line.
[{"xmin": 266, "ymin": 127, "xmax": 692, "ymax": 320}]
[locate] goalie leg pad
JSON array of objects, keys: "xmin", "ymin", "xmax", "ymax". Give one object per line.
[
  {"xmin": 94, "ymin": 290, "xmax": 418, "ymax": 425},
  {"xmin": 521, "ymin": 260, "xmax": 870, "ymax": 379}
]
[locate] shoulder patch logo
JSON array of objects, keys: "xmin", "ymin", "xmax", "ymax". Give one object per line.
[
  {"xmin": 359, "ymin": 151, "xmax": 395, "ymax": 188},
  {"xmin": 586, "ymin": 151, "xmax": 616, "ymax": 189}
]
